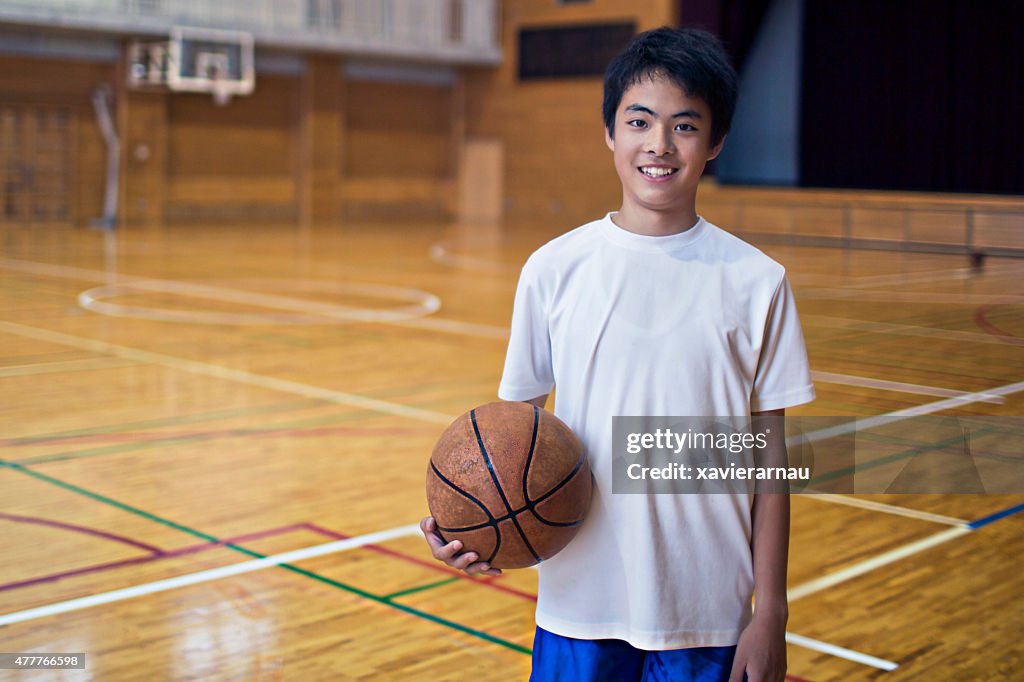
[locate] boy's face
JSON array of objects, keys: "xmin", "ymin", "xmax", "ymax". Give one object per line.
[{"xmin": 605, "ymin": 75, "xmax": 724, "ymax": 223}]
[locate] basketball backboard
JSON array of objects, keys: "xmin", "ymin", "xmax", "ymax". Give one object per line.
[{"xmin": 127, "ymin": 26, "xmax": 254, "ymax": 104}]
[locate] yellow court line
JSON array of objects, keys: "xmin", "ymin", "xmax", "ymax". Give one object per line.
[{"xmin": 0, "ymin": 356, "xmax": 137, "ymax": 378}]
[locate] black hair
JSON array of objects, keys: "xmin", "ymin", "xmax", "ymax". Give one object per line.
[{"xmin": 603, "ymin": 27, "xmax": 738, "ymax": 147}]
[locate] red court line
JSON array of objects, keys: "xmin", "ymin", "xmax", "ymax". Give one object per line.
[
  {"xmin": 0, "ymin": 517, "xmax": 817, "ymax": 679},
  {"xmin": 303, "ymin": 523, "xmax": 539, "ymax": 603},
  {"xmin": 303, "ymin": 524, "xmax": 816, "ymax": 681},
  {"xmin": 0, "ymin": 523, "xmax": 312, "ymax": 593},
  {"xmin": 0, "ymin": 512, "xmax": 164, "ymax": 554},
  {"xmin": 974, "ymin": 304, "xmax": 1024, "ymax": 346}
]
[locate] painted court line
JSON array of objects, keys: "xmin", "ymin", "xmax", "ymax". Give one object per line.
[
  {"xmin": 788, "ymin": 526, "xmax": 971, "ymax": 602},
  {"xmin": 1, "ymin": 399, "xmax": 323, "ymax": 448},
  {"xmin": 804, "ymin": 314, "xmax": 1012, "ymax": 346},
  {"xmin": 812, "ymin": 370, "xmax": 1004, "ymax": 404},
  {"xmin": 800, "ymin": 495, "xmax": 968, "ymax": 527},
  {"xmin": 967, "ymin": 502, "xmax": 1024, "ymax": 530},
  {"xmin": 0, "ymin": 356, "xmax": 137, "ymax": 378},
  {"xmin": 78, "ymin": 279, "xmax": 440, "ymax": 325},
  {"xmin": 0, "ymin": 256, "xmax": 500, "ymax": 336},
  {"xmin": 796, "ymin": 379, "xmax": 1024, "ymax": 447},
  {"xmin": 318, "ymin": 525, "xmax": 888, "ymax": 673},
  {"xmin": 428, "ymin": 241, "xmax": 521, "ymax": 274},
  {"xmin": 0, "ymin": 522, "xmax": 313, "ymax": 593},
  {"xmin": 0, "ymin": 524, "xmax": 421, "ymax": 627},
  {"xmin": 0, "ymin": 322, "xmax": 454, "ymax": 426},
  {"xmin": 785, "ymin": 632, "xmax": 898, "ymax": 672}
]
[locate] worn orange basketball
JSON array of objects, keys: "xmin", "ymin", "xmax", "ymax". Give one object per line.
[{"xmin": 426, "ymin": 401, "xmax": 592, "ymax": 569}]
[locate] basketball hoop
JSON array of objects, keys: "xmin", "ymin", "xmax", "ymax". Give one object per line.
[{"xmin": 162, "ymin": 27, "xmax": 255, "ymax": 104}]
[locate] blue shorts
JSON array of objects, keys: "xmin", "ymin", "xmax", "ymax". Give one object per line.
[{"xmin": 530, "ymin": 626, "xmax": 741, "ymax": 682}]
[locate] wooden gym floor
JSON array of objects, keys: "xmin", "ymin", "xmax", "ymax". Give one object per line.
[{"xmin": 0, "ymin": 207, "xmax": 1021, "ymax": 681}]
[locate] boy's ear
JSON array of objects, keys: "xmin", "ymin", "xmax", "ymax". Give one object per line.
[
  {"xmin": 605, "ymin": 127, "xmax": 615, "ymax": 151},
  {"xmin": 706, "ymin": 135, "xmax": 726, "ymax": 162}
]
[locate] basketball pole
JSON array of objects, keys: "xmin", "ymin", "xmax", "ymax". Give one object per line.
[{"xmin": 90, "ymin": 83, "xmax": 119, "ymax": 230}]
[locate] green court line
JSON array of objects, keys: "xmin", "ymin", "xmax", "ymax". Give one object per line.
[
  {"xmin": 16, "ymin": 434, "xmax": 240, "ymax": 467},
  {"xmin": 381, "ymin": 577, "xmax": 460, "ymax": 601},
  {"xmin": 2, "ymin": 461, "xmax": 247, "ymax": 552},
  {"xmin": 279, "ymin": 565, "xmax": 530, "ymax": 654},
  {"xmin": 0, "ymin": 460, "xmax": 531, "ymax": 656},
  {"xmin": 809, "ymin": 426, "xmax": 999, "ymax": 486}
]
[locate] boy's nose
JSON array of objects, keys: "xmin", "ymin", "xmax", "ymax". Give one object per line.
[{"xmin": 645, "ymin": 128, "xmax": 675, "ymax": 156}]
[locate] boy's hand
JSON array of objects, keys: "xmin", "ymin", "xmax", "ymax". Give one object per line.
[
  {"xmin": 420, "ymin": 516, "xmax": 502, "ymax": 576},
  {"xmin": 728, "ymin": 611, "xmax": 787, "ymax": 682}
]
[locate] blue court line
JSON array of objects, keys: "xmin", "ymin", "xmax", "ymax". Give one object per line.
[{"xmin": 967, "ymin": 502, "xmax": 1024, "ymax": 530}]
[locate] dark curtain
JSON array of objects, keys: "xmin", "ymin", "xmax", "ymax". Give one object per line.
[{"xmin": 801, "ymin": 0, "xmax": 1024, "ymax": 194}]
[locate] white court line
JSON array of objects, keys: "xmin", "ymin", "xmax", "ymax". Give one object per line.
[
  {"xmin": 813, "ymin": 370, "xmax": 1005, "ymax": 404},
  {"xmin": 800, "ymin": 494, "xmax": 968, "ymax": 527},
  {"xmin": 0, "ymin": 507, "xmax": 898, "ymax": 673},
  {"xmin": 0, "ymin": 322, "xmax": 455, "ymax": 426},
  {"xmin": 788, "ymin": 526, "xmax": 971, "ymax": 602},
  {"xmin": 804, "ymin": 314, "xmax": 1012, "ymax": 346},
  {"xmin": 2, "ymin": 257, "xmax": 1015, "ymax": 667},
  {"xmin": 428, "ymin": 242, "xmax": 520, "ymax": 273},
  {"xmin": 79, "ymin": 279, "xmax": 440, "ymax": 325},
  {"xmin": 0, "ymin": 256, "xmax": 509, "ymax": 337},
  {"xmin": 796, "ymin": 379, "xmax": 1024, "ymax": 446},
  {"xmin": 785, "ymin": 632, "xmax": 899, "ymax": 671},
  {"xmin": 0, "ymin": 523, "xmax": 421, "ymax": 627}
]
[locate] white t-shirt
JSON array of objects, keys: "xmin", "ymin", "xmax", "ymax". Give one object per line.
[{"xmin": 498, "ymin": 213, "xmax": 815, "ymax": 650}]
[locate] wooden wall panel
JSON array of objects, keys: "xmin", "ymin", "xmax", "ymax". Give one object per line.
[
  {"xmin": 464, "ymin": 0, "xmax": 678, "ymax": 227},
  {"xmin": 167, "ymin": 76, "xmax": 297, "ymax": 177},
  {"xmin": 342, "ymin": 80, "xmax": 454, "ymax": 218},
  {"xmin": 119, "ymin": 87, "xmax": 167, "ymax": 229},
  {"xmin": 0, "ymin": 55, "xmax": 114, "ymax": 228},
  {"xmin": 164, "ymin": 74, "xmax": 300, "ymax": 222},
  {"xmin": 299, "ymin": 55, "xmax": 343, "ymax": 226}
]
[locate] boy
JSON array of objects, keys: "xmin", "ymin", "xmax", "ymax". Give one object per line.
[{"xmin": 422, "ymin": 27, "xmax": 814, "ymax": 682}]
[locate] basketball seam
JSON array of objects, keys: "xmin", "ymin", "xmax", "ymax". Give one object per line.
[
  {"xmin": 471, "ymin": 408, "xmax": 541, "ymax": 564},
  {"xmin": 526, "ymin": 448, "xmax": 589, "ymax": 527},
  {"xmin": 428, "ymin": 460, "xmax": 501, "ymax": 562}
]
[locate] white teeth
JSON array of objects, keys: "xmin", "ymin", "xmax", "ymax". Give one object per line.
[{"xmin": 640, "ymin": 167, "xmax": 677, "ymax": 177}]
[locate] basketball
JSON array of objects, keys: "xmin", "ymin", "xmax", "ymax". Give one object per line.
[{"xmin": 426, "ymin": 401, "xmax": 593, "ymax": 569}]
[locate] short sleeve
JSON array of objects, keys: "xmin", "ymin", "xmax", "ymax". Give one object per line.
[
  {"xmin": 750, "ymin": 275, "xmax": 816, "ymax": 412},
  {"xmin": 498, "ymin": 258, "xmax": 555, "ymax": 401}
]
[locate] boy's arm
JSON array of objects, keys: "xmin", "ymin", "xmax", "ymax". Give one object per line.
[
  {"xmin": 730, "ymin": 408, "xmax": 789, "ymax": 682},
  {"xmin": 524, "ymin": 394, "xmax": 549, "ymax": 409}
]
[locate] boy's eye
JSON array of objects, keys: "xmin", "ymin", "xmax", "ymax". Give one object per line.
[
  {"xmin": 676, "ymin": 123, "xmax": 697, "ymax": 132},
  {"xmin": 627, "ymin": 119, "xmax": 648, "ymax": 128}
]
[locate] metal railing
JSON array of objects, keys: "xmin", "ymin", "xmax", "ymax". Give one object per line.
[{"xmin": 0, "ymin": 0, "xmax": 500, "ymax": 64}]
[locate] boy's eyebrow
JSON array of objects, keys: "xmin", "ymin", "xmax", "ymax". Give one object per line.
[{"xmin": 624, "ymin": 104, "xmax": 702, "ymax": 119}]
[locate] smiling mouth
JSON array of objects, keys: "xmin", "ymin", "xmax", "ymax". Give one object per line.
[{"xmin": 639, "ymin": 166, "xmax": 678, "ymax": 178}]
